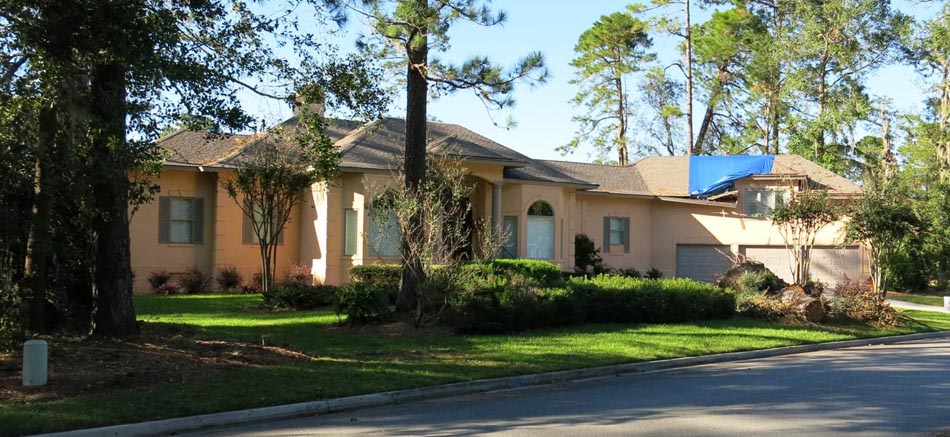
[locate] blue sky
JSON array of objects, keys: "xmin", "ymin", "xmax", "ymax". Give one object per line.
[{"xmin": 239, "ymin": 0, "xmax": 943, "ymax": 162}]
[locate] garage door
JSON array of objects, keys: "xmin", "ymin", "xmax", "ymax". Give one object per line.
[
  {"xmin": 741, "ymin": 246, "xmax": 794, "ymax": 283},
  {"xmin": 676, "ymin": 245, "xmax": 733, "ymax": 283},
  {"xmin": 811, "ymin": 247, "xmax": 864, "ymax": 285},
  {"xmin": 740, "ymin": 246, "xmax": 864, "ymax": 286}
]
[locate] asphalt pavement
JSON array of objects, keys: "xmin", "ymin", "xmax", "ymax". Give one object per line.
[{"xmin": 189, "ymin": 338, "xmax": 950, "ymax": 437}]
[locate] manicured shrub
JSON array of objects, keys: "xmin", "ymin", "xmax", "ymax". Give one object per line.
[
  {"xmin": 156, "ymin": 283, "xmax": 180, "ymax": 295},
  {"xmin": 645, "ymin": 267, "xmax": 663, "ymax": 279},
  {"xmin": 449, "ymin": 275, "xmax": 735, "ymax": 333},
  {"xmin": 263, "ymin": 283, "xmax": 337, "ymax": 310},
  {"xmin": 215, "ymin": 266, "xmax": 243, "ymax": 292},
  {"xmin": 179, "ymin": 266, "xmax": 211, "ymax": 294},
  {"xmin": 574, "ymin": 234, "xmax": 609, "ymax": 275},
  {"xmin": 484, "ymin": 259, "xmax": 563, "ymax": 287},
  {"xmin": 614, "ymin": 268, "xmax": 642, "ymax": 278},
  {"xmin": 147, "ymin": 270, "xmax": 172, "ymax": 291},
  {"xmin": 449, "ymin": 285, "xmax": 552, "ymax": 334},
  {"xmin": 334, "ymin": 283, "xmax": 394, "ymax": 324},
  {"xmin": 568, "ymin": 275, "xmax": 735, "ymax": 323},
  {"xmin": 829, "ymin": 281, "xmax": 902, "ymax": 328},
  {"xmin": 349, "ymin": 264, "xmax": 402, "ymax": 289},
  {"xmin": 285, "ymin": 263, "xmax": 312, "ymax": 285}
]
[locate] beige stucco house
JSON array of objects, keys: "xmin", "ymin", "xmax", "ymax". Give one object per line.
[{"xmin": 130, "ymin": 113, "xmax": 866, "ymax": 293}]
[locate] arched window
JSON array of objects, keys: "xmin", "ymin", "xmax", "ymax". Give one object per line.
[{"xmin": 526, "ymin": 200, "xmax": 555, "ymax": 259}]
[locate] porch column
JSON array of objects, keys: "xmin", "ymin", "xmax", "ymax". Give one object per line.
[{"xmin": 491, "ymin": 182, "xmax": 503, "ymax": 237}]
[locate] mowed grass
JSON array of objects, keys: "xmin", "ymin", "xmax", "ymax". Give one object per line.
[
  {"xmin": 889, "ymin": 291, "xmax": 948, "ymax": 307},
  {"xmin": 3, "ymin": 294, "xmax": 949, "ymax": 435}
]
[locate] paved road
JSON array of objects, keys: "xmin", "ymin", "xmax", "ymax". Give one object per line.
[
  {"xmin": 191, "ymin": 339, "xmax": 950, "ymax": 437},
  {"xmin": 889, "ymin": 299, "xmax": 950, "ymax": 313}
]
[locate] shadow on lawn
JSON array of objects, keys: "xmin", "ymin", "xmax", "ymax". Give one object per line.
[{"xmin": 2, "ymin": 294, "xmax": 942, "ymax": 435}]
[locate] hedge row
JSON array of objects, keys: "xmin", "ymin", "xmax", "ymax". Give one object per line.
[{"xmin": 450, "ymin": 274, "xmax": 735, "ymax": 333}]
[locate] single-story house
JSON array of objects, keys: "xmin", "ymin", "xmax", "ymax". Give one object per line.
[{"xmin": 130, "ymin": 107, "xmax": 866, "ymax": 292}]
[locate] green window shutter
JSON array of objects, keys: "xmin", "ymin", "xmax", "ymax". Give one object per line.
[
  {"xmin": 192, "ymin": 198, "xmax": 204, "ymax": 245},
  {"xmin": 344, "ymin": 209, "xmax": 358, "ymax": 255},
  {"xmin": 158, "ymin": 196, "xmax": 170, "ymax": 243},
  {"xmin": 602, "ymin": 216, "xmax": 610, "ymax": 254},
  {"xmin": 622, "ymin": 217, "xmax": 630, "ymax": 253}
]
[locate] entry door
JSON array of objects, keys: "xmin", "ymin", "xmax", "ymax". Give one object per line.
[{"xmin": 526, "ymin": 216, "xmax": 555, "ymax": 259}]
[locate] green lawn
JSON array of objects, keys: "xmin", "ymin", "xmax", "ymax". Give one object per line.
[
  {"xmin": 889, "ymin": 291, "xmax": 948, "ymax": 307},
  {"xmin": 3, "ymin": 294, "xmax": 949, "ymax": 435}
]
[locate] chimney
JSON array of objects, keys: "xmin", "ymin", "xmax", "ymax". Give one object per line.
[{"xmin": 292, "ymin": 92, "xmax": 326, "ymax": 118}]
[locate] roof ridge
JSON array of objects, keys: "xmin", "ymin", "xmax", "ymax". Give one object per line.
[
  {"xmin": 335, "ymin": 118, "xmax": 385, "ymax": 155},
  {"xmin": 158, "ymin": 128, "xmax": 188, "ymax": 143},
  {"xmin": 539, "ymin": 158, "xmax": 636, "ymax": 168}
]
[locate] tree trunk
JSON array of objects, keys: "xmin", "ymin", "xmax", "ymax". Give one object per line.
[
  {"xmin": 615, "ymin": 75, "xmax": 628, "ymax": 165},
  {"xmin": 90, "ymin": 62, "xmax": 138, "ymax": 337},
  {"xmin": 780, "ymin": 286, "xmax": 825, "ymax": 323},
  {"xmin": 684, "ymin": 0, "xmax": 694, "ymax": 156},
  {"xmin": 24, "ymin": 104, "xmax": 57, "ymax": 333},
  {"xmin": 398, "ymin": 26, "xmax": 429, "ymax": 313},
  {"xmin": 694, "ymin": 82, "xmax": 720, "ymax": 156}
]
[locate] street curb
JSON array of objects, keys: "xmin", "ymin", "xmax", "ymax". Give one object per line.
[{"xmin": 37, "ymin": 330, "xmax": 950, "ymax": 437}]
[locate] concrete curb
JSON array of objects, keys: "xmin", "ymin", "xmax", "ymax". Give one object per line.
[{"xmin": 37, "ymin": 330, "xmax": 950, "ymax": 437}]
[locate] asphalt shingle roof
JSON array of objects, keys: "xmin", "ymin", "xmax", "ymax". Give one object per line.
[
  {"xmin": 158, "ymin": 116, "xmax": 861, "ymax": 197},
  {"xmin": 158, "ymin": 118, "xmax": 362, "ymax": 166},
  {"xmin": 502, "ymin": 160, "xmax": 597, "ymax": 188},
  {"xmin": 336, "ymin": 117, "xmax": 531, "ymax": 169},
  {"xmin": 159, "ymin": 131, "xmax": 251, "ymax": 165}
]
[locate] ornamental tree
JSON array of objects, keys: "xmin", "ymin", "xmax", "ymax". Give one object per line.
[{"xmin": 769, "ymin": 186, "xmax": 840, "ymax": 286}]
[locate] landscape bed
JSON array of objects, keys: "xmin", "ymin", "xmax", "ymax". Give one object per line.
[{"xmin": 0, "ymin": 293, "xmax": 948, "ymax": 435}]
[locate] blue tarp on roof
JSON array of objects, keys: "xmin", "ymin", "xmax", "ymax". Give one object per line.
[{"xmin": 689, "ymin": 155, "xmax": 775, "ymax": 198}]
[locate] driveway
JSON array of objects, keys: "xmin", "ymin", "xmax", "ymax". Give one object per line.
[
  {"xmin": 889, "ymin": 299, "xmax": 950, "ymax": 313},
  {"xmin": 191, "ymin": 339, "xmax": 950, "ymax": 437}
]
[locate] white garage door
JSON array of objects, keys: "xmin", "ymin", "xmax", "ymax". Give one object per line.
[
  {"xmin": 811, "ymin": 247, "xmax": 864, "ymax": 285},
  {"xmin": 676, "ymin": 245, "xmax": 733, "ymax": 283},
  {"xmin": 741, "ymin": 246, "xmax": 794, "ymax": 283},
  {"xmin": 740, "ymin": 245, "xmax": 864, "ymax": 286}
]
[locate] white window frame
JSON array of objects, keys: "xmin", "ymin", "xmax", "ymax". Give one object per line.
[
  {"xmin": 169, "ymin": 197, "xmax": 196, "ymax": 244},
  {"xmin": 608, "ymin": 217, "xmax": 624, "ymax": 246},
  {"xmin": 344, "ymin": 209, "xmax": 359, "ymax": 256},
  {"xmin": 744, "ymin": 188, "xmax": 788, "ymax": 217}
]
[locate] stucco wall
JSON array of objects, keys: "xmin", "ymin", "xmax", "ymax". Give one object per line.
[
  {"xmin": 130, "ymin": 168, "xmax": 303, "ymax": 293},
  {"xmin": 574, "ymin": 194, "xmax": 653, "ymax": 272},
  {"xmin": 213, "ymin": 171, "xmax": 302, "ymax": 290},
  {"xmin": 130, "ymin": 169, "xmax": 217, "ymax": 293}
]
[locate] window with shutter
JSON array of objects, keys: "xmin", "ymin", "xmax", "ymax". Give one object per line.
[
  {"xmin": 609, "ymin": 217, "xmax": 623, "ymax": 245},
  {"xmin": 344, "ymin": 209, "xmax": 358, "ymax": 256},
  {"xmin": 159, "ymin": 197, "xmax": 204, "ymax": 245}
]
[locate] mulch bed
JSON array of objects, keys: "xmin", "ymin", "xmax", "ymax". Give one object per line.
[{"xmin": 0, "ymin": 324, "xmax": 316, "ymax": 404}]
